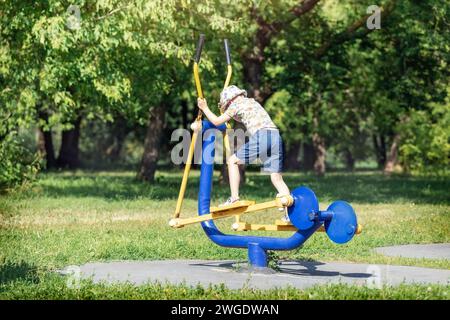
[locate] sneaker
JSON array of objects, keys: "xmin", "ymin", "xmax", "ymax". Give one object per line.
[
  {"xmin": 276, "ymin": 193, "xmax": 290, "ymax": 221},
  {"xmin": 280, "ymin": 211, "xmax": 290, "ymax": 222},
  {"xmin": 219, "ymin": 197, "xmax": 240, "ymax": 207}
]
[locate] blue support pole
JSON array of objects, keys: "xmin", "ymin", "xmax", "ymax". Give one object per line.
[
  {"xmin": 317, "ymin": 210, "xmax": 334, "ymax": 221},
  {"xmin": 248, "ymin": 243, "xmax": 268, "ymax": 268}
]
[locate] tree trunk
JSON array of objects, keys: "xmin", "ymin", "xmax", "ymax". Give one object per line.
[
  {"xmin": 373, "ymin": 134, "xmax": 387, "ymax": 169},
  {"xmin": 243, "ymin": 55, "xmax": 267, "ymax": 103},
  {"xmin": 104, "ymin": 117, "xmax": 129, "ymax": 162},
  {"xmin": 37, "ymin": 112, "xmax": 56, "ymax": 169},
  {"xmin": 284, "ymin": 141, "xmax": 301, "ymax": 171},
  {"xmin": 343, "ymin": 148, "xmax": 355, "ymax": 171},
  {"xmin": 312, "ymin": 132, "xmax": 326, "ymax": 176},
  {"xmin": 36, "ymin": 130, "xmax": 45, "ymax": 156},
  {"xmin": 137, "ymin": 104, "xmax": 166, "ymax": 182},
  {"xmin": 302, "ymin": 142, "xmax": 315, "ymax": 171},
  {"xmin": 36, "ymin": 112, "xmax": 56, "ymax": 169},
  {"xmin": 57, "ymin": 117, "xmax": 81, "ymax": 169},
  {"xmin": 384, "ymin": 134, "xmax": 400, "ymax": 174},
  {"xmin": 37, "ymin": 128, "xmax": 56, "ymax": 169}
]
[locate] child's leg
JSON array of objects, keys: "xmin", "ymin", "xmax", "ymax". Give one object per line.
[
  {"xmin": 227, "ymin": 154, "xmax": 241, "ymax": 200},
  {"xmin": 270, "ymin": 172, "xmax": 290, "ymax": 195},
  {"xmin": 260, "ymin": 130, "xmax": 289, "ymax": 195}
]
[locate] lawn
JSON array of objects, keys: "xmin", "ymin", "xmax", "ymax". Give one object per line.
[{"xmin": 0, "ymin": 170, "xmax": 449, "ymax": 299}]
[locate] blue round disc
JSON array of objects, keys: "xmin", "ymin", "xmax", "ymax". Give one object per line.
[
  {"xmin": 324, "ymin": 201, "xmax": 357, "ymax": 244},
  {"xmin": 288, "ymin": 186, "xmax": 319, "ymax": 230}
]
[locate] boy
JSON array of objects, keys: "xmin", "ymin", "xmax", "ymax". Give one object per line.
[{"xmin": 195, "ymin": 85, "xmax": 290, "ymax": 211}]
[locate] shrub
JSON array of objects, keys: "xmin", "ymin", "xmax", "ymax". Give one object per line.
[
  {"xmin": 399, "ymin": 101, "xmax": 450, "ymax": 174},
  {"xmin": 0, "ymin": 132, "xmax": 41, "ymax": 193}
]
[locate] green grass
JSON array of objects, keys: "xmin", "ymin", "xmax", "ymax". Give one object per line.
[
  {"xmin": 1, "ymin": 275, "xmax": 448, "ymax": 300},
  {"xmin": 0, "ymin": 170, "xmax": 449, "ymax": 299}
]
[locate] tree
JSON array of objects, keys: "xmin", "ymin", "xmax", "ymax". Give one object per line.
[
  {"xmin": 357, "ymin": 0, "xmax": 450, "ymax": 172},
  {"xmin": 1, "ymin": 0, "xmax": 448, "ymax": 181}
]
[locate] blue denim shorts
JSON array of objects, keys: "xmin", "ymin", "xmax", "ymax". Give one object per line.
[{"xmin": 235, "ymin": 129, "xmax": 284, "ymax": 173}]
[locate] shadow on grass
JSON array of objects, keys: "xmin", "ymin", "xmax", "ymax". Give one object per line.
[
  {"xmin": 0, "ymin": 261, "xmax": 39, "ymax": 286},
  {"xmin": 34, "ymin": 171, "xmax": 450, "ymax": 205}
]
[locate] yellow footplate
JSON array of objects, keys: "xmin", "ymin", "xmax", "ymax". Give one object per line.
[
  {"xmin": 275, "ymin": 219, "xmax": 327, "ymax": 232},
  {"xmin": 232, "ymin": 218, "xmax": 297, "ymax": 232},
  {"xmin": 210, "ymin": 200, "xmax": 255, "ymax": 214},
  {"xmin": 232, "ymin": 219, "xmax": 328, "ymax": 232},
  {"xmin": 275, "ymin": 219, "xmax": 292, "ymax": 226}
]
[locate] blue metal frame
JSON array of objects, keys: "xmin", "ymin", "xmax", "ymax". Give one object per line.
[{"xmin": 198, "ymin": 120, "xmax": 322, "ymax": 268}]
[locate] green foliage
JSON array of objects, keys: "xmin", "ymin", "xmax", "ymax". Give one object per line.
[
  {"xmin": 267, "ymin": 251, "xmax": 281, "ymax": 271},
  {"xmin": 1, "ymin": 0, "xmax": 449, "ymax": 173},
  {"xmin": 399, "ymin": 99, "xmax": 450, "ymax": 173},
  {"xmin": 77, "ymin": 118, "xmax": 145, "ymax": 168},
  {"xmin": 0, "ymin": 133, "xmax": 40, "ymax": 193},
  {"xmin": 263, "ymin": 0, "xmax": 450, "ymax": 172}
]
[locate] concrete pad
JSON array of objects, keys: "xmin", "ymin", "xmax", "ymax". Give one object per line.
[
  {"xmin": 375, "ymin": 243, "xmax": 450, "ymax": 260},
  {"xmin": 59, "ymin": 260, "xmax": 450, "ymax": 289}
]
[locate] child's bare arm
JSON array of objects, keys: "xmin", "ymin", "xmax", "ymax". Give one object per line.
[{"xmin": 197, "ymin": 98, "xmax": 231, "ymax": 126}]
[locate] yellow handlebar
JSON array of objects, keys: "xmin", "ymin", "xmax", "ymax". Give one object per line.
[
  {"xmin": 174, "ymin": 37, "xmax": 233, "ymax": 219},
  {"xmin": 174, "ymin": 45, "xmax": 205, "ymax": 219}
]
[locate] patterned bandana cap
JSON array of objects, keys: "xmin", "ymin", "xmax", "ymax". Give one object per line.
[{"xmin": 219, "ymin": 85, "xmax": 247, "ymax": 109}]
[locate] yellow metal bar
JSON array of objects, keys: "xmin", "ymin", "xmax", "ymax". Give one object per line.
[
  {"xmin": 170, "ymin": 196, "xmax": 293, "ymax": 228},
  {"xmin": 221, "ymin": 64, "xmax": 238, "ymax": 224},
  {"xmin": 245, "ymin": 200, "xmax": 278, "ymax": 212},
  {"xmin": 173, "ymin": 132, "xmax": 199, "ymax": 218},
  {"xmin": 232, "ymin": 222, "xmax": 327, "ymax": 232},
  {"xmin": 222, "ymin": 64, "xmax": 232, "ymax": 156},
  {"xmin": 210, "ymin": 200, "xmax": 255, "ymax": 213},
  {"xmin": 170, "ymin": 207, "xmax": 250, "ymax": 228},
  {"xmin": 221, "ymin": 65, "xmax": 232, "ymax": 159},
  {"xmin": 233, "ymin": 222, "xmax": 299, "ymax": 232},
  {"xmin": 275, "ymin": 219, "xmax": 292, "ymax": 226},
  {"xmin": 233, "ymin": 222, "xmax": 363, "ymax": 235},
  {"xmin": 224, "ymin": 65, "xmax": 232, "ymax": 89},
  {"xmin": 193, "ymin": 62, "xmax": 204, "ymax": 100},
  {"xmin": 243, "ymin": 195, "xmax": 293, "ymax": 213},
  {"xmin": 173, "ymin": 62, "xmax": 204, "ymax": 219}
]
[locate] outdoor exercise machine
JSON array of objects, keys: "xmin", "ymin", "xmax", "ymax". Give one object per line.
[{"xmin": 170, "ymin": 34, "xmax": 362, "ymax": 268}]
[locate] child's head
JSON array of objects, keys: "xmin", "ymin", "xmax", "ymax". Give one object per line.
[{"xmin": 219, "ymin": 85, "xmax": 247, "ymax": 110}]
